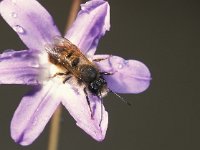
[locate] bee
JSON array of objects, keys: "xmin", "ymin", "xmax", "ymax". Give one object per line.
[{"xmin": 45, "ymin": 36, "xmax": 111, "ymax": 121}]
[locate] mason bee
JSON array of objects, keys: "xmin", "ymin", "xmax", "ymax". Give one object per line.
[{"xmin": 45, "ymin": 36, "xmax": 111, "ymax": 121}]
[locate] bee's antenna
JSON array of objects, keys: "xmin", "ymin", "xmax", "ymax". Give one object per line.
[{"xmin": 109, "ymin": 90, "xmax": 131, "ymax": 106}]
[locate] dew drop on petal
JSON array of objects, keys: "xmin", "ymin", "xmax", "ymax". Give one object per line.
[
  {"xmin": 118, "ymin": 60, "xmax": 129, "ymax": 69},
  {"xmin": 81, "ymin": 4, "xmax": 87, "ymax": 11},
  {"xmin": 118, "ymin": 63, "xmax": 123, "ymax": 69},
  {"xmin": 11, "ymin": 12, "xmax": 17, "ymax": 18},
  {"xmin": 123, "ymin": 60, "xmax": 129, "ymax": 65},
  {"xmin": 13, "ymin": 25, "xmax": 25, "ymax": 34},
  {"xmin": 25, "ymin": 78, "xmax": 38, "ymax": 84},
  {"xmin": 36, "ymin": 108, "xmax": 39, "ymax": 112},
  {"xmin": 29, "ymin": 60, "xmax": 40, "ymax": 68}
]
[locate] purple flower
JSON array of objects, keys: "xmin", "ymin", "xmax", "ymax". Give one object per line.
[{"xmin": 0, "ymin": 0, "xmax": 151, "ymax": 146}]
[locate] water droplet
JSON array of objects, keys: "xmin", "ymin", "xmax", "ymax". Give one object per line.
[
  {"xmin": 123, "ymin": 60, "xmax": 129, "ymax": 65},
  {"xmin": 29, "ymin": 60, "xmax": 40, "ymax": 68},
  {"xmin": 118, "ymin": 64, "xmax": 123, "ymax": 69},
  {"xmin": 118, "ymin": 60, "xmax": 129, "ymax": 69},
  {"xmin": 25, "ymin": 78, "xmax": 37, "ymax": 84},
  {"xmin": 11, "ymin": 12, "xmax": 17, "ymax": 18},
  {"xmin": 80, "ymin": 4, "xmax": 89, "ymax": 13},
  {"xmin": 13, "ymin": 25, "xmax": 25, "ymax": 34}
]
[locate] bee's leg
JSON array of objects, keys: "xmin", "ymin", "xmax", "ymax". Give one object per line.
[
  {"xmin": 51, "ymin": 72, "xmax": 66, "ymax": 78},
  {"xmin": 62, "ymin": 71, "xmax": 72, "ymax": 83},
  {"xmin": 92, "ymin": 55, "xmax": 112, "ymax": 62},
  {"xmin": 51, "ymin": 71, "xmax": 71, "ymax": 84},
  {"xmin": 84, "ymin": 87, "xmax": 93, "ymax": 119},
  {"xmin": 63, "ymin": 76, "xmax": 72, "ymax": 84},
  {"xmin": 51, "ymin": 71, "xmax": 70, "ymax": 78}
]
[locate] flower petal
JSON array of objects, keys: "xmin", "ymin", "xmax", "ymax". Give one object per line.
[
  {"xmin": 65, "ymin": 0, "xmax": 110, "ymax": 55},
  {"xmin": 93, "ymin": 55, "xmax": 151, "ymax": 93},
  {"xmin": 11, "ymin": 81, "xmax": 61, "ymax": 146},
  {"xmin": 60, "ymin": 83, "xmax": 108, "ymax": 141},
  {"xmin": 0, "ymin": 50, "xmax": 47, "ymax": 85},
  {"xmin": 0, "ymin": 0, "xmax": 60, "ymax": 51}
]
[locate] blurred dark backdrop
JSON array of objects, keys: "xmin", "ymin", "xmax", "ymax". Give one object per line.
[{"xmin": 0, "ymin": 0, "xmax": 200, "ymax": 149}]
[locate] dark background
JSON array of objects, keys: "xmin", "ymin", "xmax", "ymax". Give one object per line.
[{"xmin": 0, "ymin": 0, "xmax": 200, "ymax": 149}]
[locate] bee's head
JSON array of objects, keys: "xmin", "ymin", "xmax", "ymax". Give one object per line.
[
  {"xmin": 89, "ymin": 76, "xmax": 108, "ymax": 97},
  {"xmin": 79, "ymin": 64, "xmax": 108, "ymax": 97}
]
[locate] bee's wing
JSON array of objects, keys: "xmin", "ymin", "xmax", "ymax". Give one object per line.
[
  {"xmin": 59, "ymin": 37, "xmax": 96, "ymax": 66},
  {"xmin": 54, "ymin": 36, "xmax": 71, "ymax": 46},
  {"xmin": 44, "ymin": 37, "xmax": 71, "ymax": 59}
]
